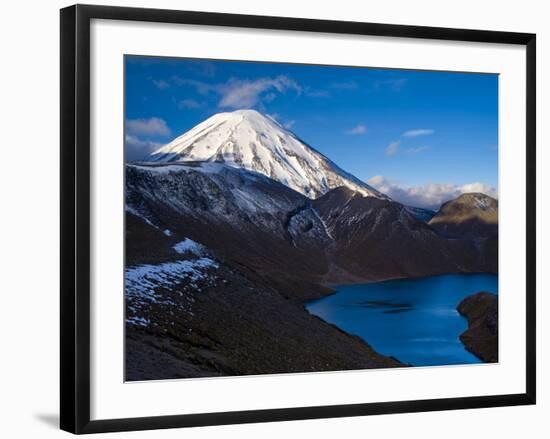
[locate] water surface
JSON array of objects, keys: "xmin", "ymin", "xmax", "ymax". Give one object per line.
[{"xmin": 306, "ymin": 274, "xmax": 498, "ymax": 366}]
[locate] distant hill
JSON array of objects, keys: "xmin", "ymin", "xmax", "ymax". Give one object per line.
[{"xmin": 429, "ymin": 193, "xmax": 498, "ymax": 239}]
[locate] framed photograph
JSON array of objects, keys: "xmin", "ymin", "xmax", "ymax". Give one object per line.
[{"xmin": 60, "ymin": 4, "xmax": 536, "ymax": 434}]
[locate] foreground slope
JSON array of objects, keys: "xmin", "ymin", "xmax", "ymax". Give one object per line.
[
  {"xmin": 125, "ymin": 163, "xmax": 402, "ymax": 378},
  {"xmin": 125, "ymin": 241, "xmax": 400, "ymax": 380}
]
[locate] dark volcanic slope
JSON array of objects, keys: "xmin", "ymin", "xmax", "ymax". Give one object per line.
[
  {"xmin": 126, "ymin": 162, "xmax": 332, "ymax": 301},
  {"xmin": 313, "ymin": 187, "xmax": 487, "ymax": 282},
  {"xmin": 429, "ymin": 193, "xmax": 498, "ymax": 239},
  {"xmin": 125, "ymin": 163, "xmax": 403, "ymax": 379},
  {"xmin": 125, "ymin": 237, "xmax": 400, "ymax": 380},
  {"xmin": 457, "ymin": 292, "xmax": 498, "ymax": 363},
  {"xmin": 125, "ymin": 163, "xmax": 497, "ymax": 378}
]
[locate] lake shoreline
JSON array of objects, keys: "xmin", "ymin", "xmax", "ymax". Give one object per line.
[
  {"xmin": 319, "ymin": 270, "xmax": 498, "ymax": 290},
  {"xmin": 312, "ymin": 271, "xmax": 498, "ymax": 309},
  {"xmin": 306, "ymin": 273, "xmax": 498, "ymax": 367},
  {"xmin": 457, "ymin": 292, "xmax": 499, "ymax": 363}
]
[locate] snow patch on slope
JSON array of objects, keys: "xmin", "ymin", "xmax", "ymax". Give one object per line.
[
  {"xmin": 125, "ymin": 205, "xmax": 158, "ymax": 229},
  {"xmin": 173, "ymin": 238, "xmax": 205, "ymax": 256},
  {"xmin": 311, "ymin": 208, "xmax": 334, "ymax": 240},
  {"xmin": 125, "ymin": 258, "xmax": 218, "ymax": 305}
]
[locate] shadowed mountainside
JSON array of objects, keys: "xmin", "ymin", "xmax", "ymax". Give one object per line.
[
  {"xmin": 313, "ymin": 187, "xmax": 496, "ymax": 282},
  {"xmin": 125, "ymin": 163, "xmax": 497, "ymax": 379}
]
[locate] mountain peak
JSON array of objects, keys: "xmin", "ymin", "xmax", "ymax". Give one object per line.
[
  {"xmin": 145, "ymin": 111, "xmax": 386, "ymax": 200},
  {"xmin": 441, "ymin": 192, "xmax": 498, "ymax": 213},
  {"xmin": 211, "ymin": 109, "xmax": 270, "ymax": 124},
  {"xmin": 231, "ymin": 108, "xmax": 263, "ymax": 117},
  {"xmin": 429, "ymin": 192, "xmax": 498, "ymax": 239}
]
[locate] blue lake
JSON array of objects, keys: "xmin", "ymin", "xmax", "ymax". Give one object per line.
[{"xmin": 306, "ymin": 274, "xmax": 498, "ymax": 367}]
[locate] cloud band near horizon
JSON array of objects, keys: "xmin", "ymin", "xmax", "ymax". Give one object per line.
[{"xmin": 367, "ymin": 175, "xmax": 497, "ymax": 210}]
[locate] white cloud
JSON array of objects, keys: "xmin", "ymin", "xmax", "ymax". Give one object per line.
[
  {"xmin": 459, "ymin": 182, "xmax": 498, "ymax": 196},
  {"xmin": 345, "ymin": 124, "xmax": 367, "ymax": 135},
  {"xmin": 385, "ymin": 141, "xmax": 400, "ymax": 156},
  {"xmin": 283, "ymin": 120, "xmax": 296, "ymax": 130},
  {"xmin": 407, "ymin": 146, "xmax": 431, "ymax": 154},
  {"xmin": 402, "ymin": 129, "xmax": 435, "ymax": 137},
  {"xmin": 126, "ymin": 117, "xmax": 171, "ymax": 137},
  {"xmin": 218, "ymin": 75, "xmax": 301, "ymax": 108},
  {"xmin": 125, "ymin": 135, "xmax": 163, "ymax": 161},
  {"xmin": 171, "ymin": 77, "xmax": 213, "ymax": 95},
  {"xmin": 152, "ymin": 79, "xmax": 170, "ymax": 90},
  {"xmin": 385, "ymin": 130, "xmax": 434, "ymax": 156},
  {"xmin": 174, "ymin": 75, "xmax": 301, "ymax": 109},
  {"xmin": 177, "ymin": 98, "xmax": 204, "ymax": 109},
  {"xmin": 366, "ymin": 175, "xmax": 498, "ymax": 210}
]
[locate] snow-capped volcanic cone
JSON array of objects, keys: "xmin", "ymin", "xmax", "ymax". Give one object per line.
[{"xmin": 145, "ymin": 109, "xmax": 386, "ymax": 199}]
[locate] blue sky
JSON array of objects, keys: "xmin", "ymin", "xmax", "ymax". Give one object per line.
[{"xmin": 125, "ymin": 56, "xmax": 498, "ymax": 209}]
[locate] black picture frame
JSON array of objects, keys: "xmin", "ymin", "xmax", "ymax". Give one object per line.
[{"xmin": 60, "ymin": 4, "xmax": 536, "ymax": 434}]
